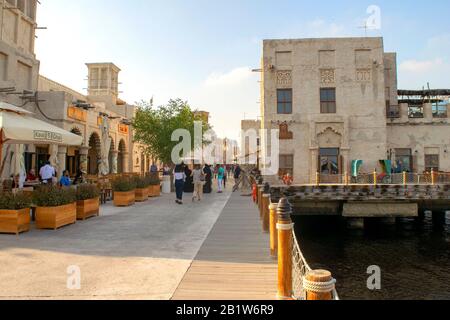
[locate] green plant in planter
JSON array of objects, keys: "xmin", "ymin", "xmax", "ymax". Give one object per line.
[
  {"xmin": 134, "ymin": 176, "xmax": 150, "ymax": 189},
  {"xmin": 33, "ymin": 186, "xmax": 77, "ymax": 207},
  {"xmin": 0, "ymin": 192, "xmax": 32, "ymax": 210},
  {"xmin": 112, "ymin": 177, "xmax": 137, "ymax": 192},
  {"xmin": 76, "ymin": 184, "xmax": 100, "ymax": 201},
  {"xmin": 147, "ymin": 173, "xmax": 161, "ymax": 186}
]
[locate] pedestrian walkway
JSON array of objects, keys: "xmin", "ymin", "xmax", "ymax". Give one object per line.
[
  {"xmin": 0, "ymin": 192, "xmax": 231, "ymax": 300},
  {"xmin": 172, "ymin": 193, "xmax": 277, "ymax": 300}
]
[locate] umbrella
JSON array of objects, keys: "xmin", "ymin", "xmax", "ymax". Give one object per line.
[{"xmin": 0, "ymin": 102, "xmax": 83, "ymax": 178}]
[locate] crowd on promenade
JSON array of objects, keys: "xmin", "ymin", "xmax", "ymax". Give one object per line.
[{"xmin": 172, "ymin": 163, "xmax": 242, "ymax": 205}]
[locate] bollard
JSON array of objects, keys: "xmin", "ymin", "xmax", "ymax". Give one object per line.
[
  {"xmin": 269, "ymin": 202, "xmax": 278, "ymax": 258},
  {"xmin": 261, "ymin": 194, "xmax": 270, "ymax": 232},
  {"xmin": 257, "ymin": 185, "xmax": 263, "ymax": 210},
  {"xmin": 304, "ymin": 270, "xmax": 336, "ymax": 301},
  {"xmin": 277, "ymin": 198, "xmax": 293, "ymax": 300}
]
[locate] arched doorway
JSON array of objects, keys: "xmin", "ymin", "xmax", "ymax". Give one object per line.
[
  {"xmin": 67, "ymin": 128, "xmax": 83, "ymax": 176},
  {"xmin": 88, "ymin": 132, "xmax": 101, "ymax": 175},
  {"xmin": 118, "ymin": 139, "xmax": 127, "ymax": 174}
]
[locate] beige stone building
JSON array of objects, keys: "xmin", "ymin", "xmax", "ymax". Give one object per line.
[
  {"xmin": 0, "ymin": 0, "xmax": 39, "ymax": 107},
  {"xmin": 36, "ymin": 63, "xmax": 150, "ymax": 177},
  {"xmin": 0, "ymin": 1, "xmax": 149, "ymax": 179},
  {"xmin": 257, "ymin": 37, "xmax": 450, "ymax": 184}
]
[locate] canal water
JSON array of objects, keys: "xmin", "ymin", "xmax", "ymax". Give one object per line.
[{"xmin": 293, "ymin": 215, "xmax": 450, "ymax": 300}]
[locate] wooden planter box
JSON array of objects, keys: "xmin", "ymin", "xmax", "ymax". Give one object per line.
[
  {"xmin": 148, "ymin": 185, "xmax": 161, "ymax": 197},
  {"xmin": 114, "ymin": 190, "xmax": 136, "ymax": 207},
  {"xmin": 135, "ymin": 188, "xmax": 149, "ymax": 202},
  {"xmin": 36, "ymin": 203, "xmax": 77, "ymax": 230},
  {"xmin": 77, "ymin": 198, "xmax": 100, "ymax": 220},
  {"xmin": 0, "ymin": 208, "xmax": 31, "ymax": 235}
]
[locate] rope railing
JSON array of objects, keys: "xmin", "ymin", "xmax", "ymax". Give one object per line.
[{"xmin": 291, "ymin": 230, "xmax": 339, "ymax": 300}]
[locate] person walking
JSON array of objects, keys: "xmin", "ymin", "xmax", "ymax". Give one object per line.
[
  {"xmin": 233, "ymin": 164, "xmax": 242, "ymax": 192},
  {"xmin": 203, "ymin": 164, "xmax": 212, "ymax": 194},
  {"xmin": 217, "ymin": 165, "xmax": 225, "ymax": 193},
  {"xmin": 192, "ymin": 164, "xmax": 204, "ymax": 202},
  {"xmin": 39, "ymin": 161, "xmax": 55, "ymax": 185},
  {"xmin": 174, "ymin": 163, "xmax": 186, "ymax": 205}
]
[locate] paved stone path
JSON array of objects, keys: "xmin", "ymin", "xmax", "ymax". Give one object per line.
[
  {"xmin": 0, "ymin": 191, "xmax": 231, "ymax": 300},
  {"xmin": 172, "ymin": 193, "xmax": 277, "ymax": 300}
]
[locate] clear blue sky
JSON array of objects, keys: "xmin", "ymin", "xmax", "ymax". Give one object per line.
[{"xmin": 36, "ymin": 0, "xmax": 450, "ymax": 140}]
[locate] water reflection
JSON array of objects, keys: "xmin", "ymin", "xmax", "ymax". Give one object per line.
[{"xmin": 293, "ymin": 215, "xmax": 450, "ymax": 300}]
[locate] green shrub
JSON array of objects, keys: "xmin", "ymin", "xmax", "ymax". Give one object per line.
[
  {"xmin": 33, "ymin": 186, "xmax": 77, "ymax": 207},
  {"xmin": 147, "ymin": 173, "xmax": 161, "ymax": 186},
  {"xmin": 76, "ymin": 184, "xmax": 100, "ymax": 201},
  {"xmin": 0, "ymin": 192, "xmax": 32, "ymax": 210},
  {"xmin": 133, "ymin": 176, "xmax": 150, "ymax": 189},
  {"xmin": 112, "ymin": 176, "xmax": 137, "ymax": 192}
]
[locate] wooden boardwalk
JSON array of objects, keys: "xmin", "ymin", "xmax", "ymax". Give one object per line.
[{"xmin": 172, "ymin": 193, "xmax": 277, "ymax": 300}]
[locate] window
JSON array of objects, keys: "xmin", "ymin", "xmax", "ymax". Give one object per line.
[
  {"xmin": 320, "ymin": 88, "xmax": 336, "ymax": 114},
  {"xmin": 425, "ymin": 155, "xmax": 439, "ymax": 172},
  {"xmin": 319, "ymin": 148, "xmax": 340, "ymax": 174},
  {"xmin": 432, "ymin": 101, "xmax": 448, "ymax": 118},
  {"xmin": 277, "ymin": 89, "xmax": 292, "ymax": 114},
  {"xmin": 395, "ymin": 149, "xmax": 412, "ymax": 173},
  {"xmin": 408, "ymin": 103, "xmax": 424, "ymax": 118},
  {"xmin": 279, "ymin": 155, "xmax": 294, "ymax": 176}
]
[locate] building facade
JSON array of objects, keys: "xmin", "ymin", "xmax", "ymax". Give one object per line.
[
  {"xmin": 0, "ymin": 0, "xmax": 39, "ymax": 106},
  {"xmin": 36, "ymin": 63, "xmax": 149, "ymax": 177},
  {"xmin": 259, "ymin": 37, "xmax": 450, "ymax": 184}
]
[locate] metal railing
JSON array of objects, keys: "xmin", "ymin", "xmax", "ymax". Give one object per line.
[
  {"xmin": 309, "ymin": 172, "xmax": 450, "ymax": 186},
  {"xmin": 292, "ymin": 230, "xmax": 339, "ymax": 300}
]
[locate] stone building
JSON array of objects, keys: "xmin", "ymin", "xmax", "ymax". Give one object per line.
[
  {"xmin": 36, "ymin": 63, "xmax": 149, "ymax": 177},
  {"xmin": 258, "ymin": 37, "xmax": 450, "ymax": 184},
  {"xmin": 0, "ymin": 0, "xmax": 39, "ymax": 107}
]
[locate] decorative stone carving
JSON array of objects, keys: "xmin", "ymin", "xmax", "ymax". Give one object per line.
[
  {"xmin": 277, "ymin": 71, "xmax": 292, "ymax": 87},
  {"xmin": 320, "ymin": 69, "xmax": 335, "ymax": 85},
  {"xmin": 279, "ymin": 123, "xmax": 293, "ymax": 140},
  {"xmin": 356, "ymin": 69, "xmax": 371, "ymax": 82},
  {"xmin": 317, "ymin": 127, "xmax": 342, "ymax": 148}
]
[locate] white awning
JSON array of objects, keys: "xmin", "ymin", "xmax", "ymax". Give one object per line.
[{"xmin": 0, "ymin": 102, "xmax": 83, "ymax": 146}]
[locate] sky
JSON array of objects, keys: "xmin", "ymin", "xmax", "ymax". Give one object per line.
[{"xmin": 35, "ymin": 0, "xmax": 450, "ymax": 140}]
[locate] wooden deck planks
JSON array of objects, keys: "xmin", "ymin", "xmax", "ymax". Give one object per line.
[{"xmin": 172, "ymin": 193, "xmax": 277, "ymax": 300}]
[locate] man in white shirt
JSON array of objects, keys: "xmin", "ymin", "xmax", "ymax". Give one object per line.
[{"xmin": 39, "ymin": 161, "xmax": 56, "ymax": 185}]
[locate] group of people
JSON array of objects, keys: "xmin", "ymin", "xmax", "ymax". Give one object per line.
[
  {"xmin": 13, "ymin": 161, "xmax": 85, "ymax": 189},
  {"xmin": 173, "ymin": 163, "xmax": 242, "ymax": 205}
]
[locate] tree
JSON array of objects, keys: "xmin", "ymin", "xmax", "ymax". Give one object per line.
[{"xmin": 132, "ymin": 98, "xmax": 211, "ymax": 165}]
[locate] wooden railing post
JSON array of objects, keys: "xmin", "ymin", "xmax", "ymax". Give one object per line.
[
  {"xmin": 431, "ymin": 169, "xmax": 436, "ymax": 185},
  {"xmin": 269, "ymin": 202, "xmax": 278, "ymax": 258},
  {"xmin": 403, "ymin": 171, "xmax": 407, "ymax": 186},
  {"xmin": 277, "ymin": 198, "xmax": 293, "ymax": 300},
  {"xmin": 304, "ymin": 270, "xmax": 336, "ymax": 301},
  {"xmin": 344, "ymin": 171, "xmax": 349, "ymax": 186},
  {"xmin": 261, "ymin": 194, "xmax": 270, "ymax": 233},
  {"xmin": 257, "ymin": 185, "xmax": 263, "ymax": 210},
  {"xmin": 373, "ymin": 169, "xmax": 377, "ymax": 187},
  {"xmin": 316, "ymin": 172, "xmax": 320, "ymax": 186}
]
